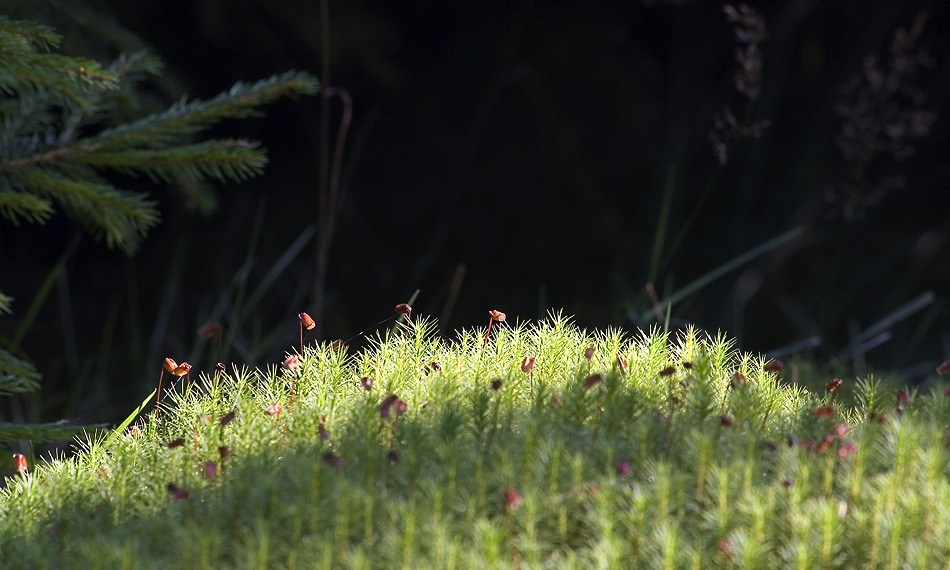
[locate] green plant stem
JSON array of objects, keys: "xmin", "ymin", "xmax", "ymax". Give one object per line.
[{"xmin": 10, "ymin": 234, "xmax": 82, "ymax": 350}]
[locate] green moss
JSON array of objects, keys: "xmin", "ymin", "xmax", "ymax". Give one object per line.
[{"xmin": 1, "ymin": 313, "xmax": 948, "ymax": 568}]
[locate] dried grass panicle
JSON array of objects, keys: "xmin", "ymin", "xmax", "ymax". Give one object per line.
[
  {"xmin": 724, "ymin": 4, "xmax": 767, "ymax": 100},
  {"xmin": 828, "ymin": 11, "xmax": 936, "ymax": 220},
  {"xmin": 709, "ymin": 4, "xmax": 771, "ymax": 165}
]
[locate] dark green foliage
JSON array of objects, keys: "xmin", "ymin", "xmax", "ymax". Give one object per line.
[
  {"xmin": 0, "ymin": 17, "xmax": 318, "ymax": 251},
  {"xmin": 0, "ymin": 15, "xmax": 318, "ymax": 446}
]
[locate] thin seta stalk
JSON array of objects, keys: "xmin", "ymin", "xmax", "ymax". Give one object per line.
[
  {"xmin": 485, "ymin": 309, "xmax": 506, "ymax": 345},
  {"xmin": 154, "ymin": 357, "xmax": 191, "ymax": 417},
  {"xmin": 485, "ymin": 378, "xmax": 504, "ymax": 455}
]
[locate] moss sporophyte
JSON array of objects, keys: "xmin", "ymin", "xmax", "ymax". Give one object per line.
[{"xmin": 2, "ymin": 311, "xmax": 950, "ymax": 568}]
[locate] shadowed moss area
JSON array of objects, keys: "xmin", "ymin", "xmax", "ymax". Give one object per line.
[{"xmin": 2, "ymin": 314, "xmax": 949, "ymax": 569}]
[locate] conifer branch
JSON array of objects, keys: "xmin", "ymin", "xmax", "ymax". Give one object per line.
[
  {"xmin": 0, "ymin": 14, "xmax": 318, "ymax": 450},
  {"xmin": 10, "ymin": 167, "xmax": 158, "ymax": 252},
  {"xmin": 74, "ymin": 139, "xmax": 268, "ymax": 183},
  {"xmin": 0, "ymin": 421, "xmax": 99, "ymax": 444},
  {"xmin": 0, "ymin": 348, "xmax": 41, "ymax": 396},
  {"xmin": 0, "ymin": 16, "xmax": 60, "ymax": 49},
  {"xmin": 0, "ymin": 189, "xmax": 53, "ymax": 224},
  {"xmin": 89, "ymin": 71, "xmax": 319, "ymax": 150},
  {"xmin": 0, "ymin": 18, "xmax": 117, "ymax": 105}
]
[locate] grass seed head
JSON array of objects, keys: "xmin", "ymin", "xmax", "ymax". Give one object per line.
[
  {"xmin": 813, "ymin": 405, "xmax": 836, "ymax": 417},
  {"xmin": 379, "ymin": 394, "xmax": 399, "ymax": 418},
  {"xmin": 838, "ymin": 441, "xmax": 859, "ymax": 459},
  {"xmin": 282, "ymin": 354, "xmax": 299, "ymax": 370},
  {"xmin": 615, "ymin": 355, "xmax": 628, "ymax": 372},
  {"xmin": 12, "ymin": 453, "xmax": 27, "ymax": 474},
  {"xmin": 585, "ymin": 374, "xmax": 603, "ymax": 388},
  {"xmin": 298, "ymin": 312, "xmax": 316, "ymax": 330},
  {"xmin": 504, "ymin": 488, "xmax": 522, "ymax": 509},
  {"xmin": 167, "ymin": 483, "xmax": 189, "ymax": 500},
  {"xmin": 197, "ymin": 322, "xmax": 222, "ymax": 338},
  {"xmin": 835, "ymin": 422, "xmax": 848, "ymax": 439}
]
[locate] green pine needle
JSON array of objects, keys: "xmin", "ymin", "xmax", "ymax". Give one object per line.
[
  {"xmin": 77, "ymin": 139, "xmax": 268, "ymax": 183},
  {"xmin": 0, "ymin": 347, "xmax": 41, "ymax": 396},
  {"xmin": 11, "ymin": 167, "xmax": 158, "ymax": 253},
  {"xmin": 0, "ymin": 421, "xmax": 98, "ymax": 445},
  {"xmin": 0, "ymin": 190, "xmax": 54, "ymax": 225},
  {"xmin": 89, "ymin": 70, "xmax": 320, "ymax": 151}
]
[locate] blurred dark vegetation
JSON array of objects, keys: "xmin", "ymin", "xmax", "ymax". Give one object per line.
[{"xmin": 0, "ymin": 0, "xmax": 948, "ymax": 429}]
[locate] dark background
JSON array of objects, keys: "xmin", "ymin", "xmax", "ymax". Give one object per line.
[{"xmin": 1, "ymin": 0, "xmax": 948, "ymax": 428}]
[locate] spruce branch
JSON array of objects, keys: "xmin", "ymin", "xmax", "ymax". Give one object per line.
[
  {"xmin": 0, "ymin": 16, "xmax": 60, "ymax": 50},
  {"xmin": 0, "ymin": 18, "xmax": 118, "ymax": 105},
  {"xmin": 0, "ymin": 292, "xmax": 12, "ymax": 314},
  {"xmin": 0, "ymin": 421, "xmax": 99, "ymax": 444},
  {"xmin": 0, "ymin": 14, "xmax": 319, "ymax": 455},
  {"xmin": 0, "ymin": 347, "xmax": 41, "ymax": 396},
  {"xmin": 11, "ymin": 167, "xmax": 158, "ymax": 252},
  {"xmin": 0, "ymin": 26, "xmax": 317, "ymax": 253},
  {"xmin": 74, "ymin": 139, "xmax": 268, "ymax": 183},
  {"xmin": 89, "ymin": 71, "xmax": 319, "ymax": 150},
  {"xmin": 1, "ymin": 52, "xmax": 117, "ymax": 92},
  {"xmin": 0, "ymin": 189, "xmax": 53, "ymax": 224},
  {"xmin": 107, "ymin": 50, "xmax": 163, "ymax": 80}
]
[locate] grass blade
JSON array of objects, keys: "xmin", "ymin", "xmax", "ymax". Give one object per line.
[
  {"xmin": 638, "ymin": 224, "xmax": 808, "ymax": 322},
  {"xmin": 101, "ymin": 389, "xmax": 155, "ymax": 450}
]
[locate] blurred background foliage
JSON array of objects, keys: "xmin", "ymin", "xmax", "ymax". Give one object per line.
[{"xmin": 0, "ymin": 0, "xmax": 947, "ymax": 435}]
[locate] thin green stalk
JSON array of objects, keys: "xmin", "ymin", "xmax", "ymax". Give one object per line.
[
  {"xmin": 10, "ymin": 234, "xmax": 82, "ymax": 350},
  {"xmin": 648, "ymin": 166, "xmax": 676, "ymax": 285},
  {"xmin": 639, "ymin": 225, "xmax": 809, "ymax": 322}
]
